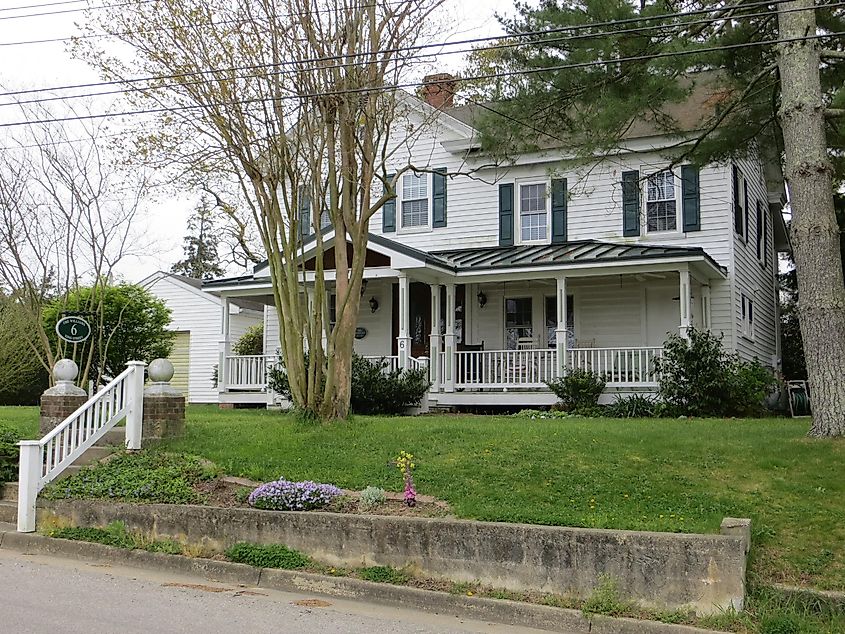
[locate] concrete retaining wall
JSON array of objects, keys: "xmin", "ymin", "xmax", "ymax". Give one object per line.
[{"xmin": 38, "ymin": 500, "xmax": 747, "ymax": 615}]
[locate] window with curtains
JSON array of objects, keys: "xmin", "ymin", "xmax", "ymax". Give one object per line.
[
  {"xmin": 401, "ymin": 172, "xmax": 429, "ymax": 228},
  {"xmin": 519, "ymin": 183, "xmax": 548, "ymax": 242},
  {"xmin": 505, "ymin": 297, "xmax": 532, "ymax": 349},
  {"xmin": 646, "ymin": 170, "xmax": 677, "ymax": 232}
]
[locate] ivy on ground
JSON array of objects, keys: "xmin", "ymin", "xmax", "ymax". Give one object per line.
[{"xmin": 42, "ymin": 451, "xmax": 218, "ymax": 504}]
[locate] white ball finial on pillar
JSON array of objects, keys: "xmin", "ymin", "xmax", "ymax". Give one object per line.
[
  {"xmin": 53, "ymin": 359, "xmax": 79, "ymax": 383},
  {"xmin": 148, "ymin": 358, "xmax": 175, "ymax": 383},
  {"xmin": 145, "ymin": 358, "xmax": 181, "ymax": 397},
  {"xmin": 45, "ymin": 359, "xmax": 86, "ymax": 396}
]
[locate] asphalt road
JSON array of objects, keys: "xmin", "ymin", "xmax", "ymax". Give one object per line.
[{"xmin": 0, "ymin": 549, "xmax": 551, "ymax": 634}]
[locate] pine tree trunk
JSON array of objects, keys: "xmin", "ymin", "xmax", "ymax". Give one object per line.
[{"xmin": 777, "ymin": 0, "xmax": 845, "ymax": 436}]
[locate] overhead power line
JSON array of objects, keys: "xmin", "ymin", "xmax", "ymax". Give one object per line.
[
  {"xmin": 0, "ymin": 0, "xmax": 812, "ymax": 97},
  {"xmin": 0, "ymin": 0, "xmax": 86, "ymax": 11},
  {"xmin": 5, "ymin": 1, "xmax": 832, "ymax": 111},
  {"xmin": 0, "ymin": 30, "xmax": 839, "ymax": 131},
  {"xmin": 0, "ymin": 0, "xmax": 153, "ymax": 21}
]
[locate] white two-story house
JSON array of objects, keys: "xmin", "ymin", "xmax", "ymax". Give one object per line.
[{"xmin": 205, "ymin": 74, "xmax": 790, "ymax": 408}]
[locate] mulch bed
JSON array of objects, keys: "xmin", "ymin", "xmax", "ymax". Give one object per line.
[{"xmin": 192, "ymin": 476, "xmax": 452, "ymax": 518}]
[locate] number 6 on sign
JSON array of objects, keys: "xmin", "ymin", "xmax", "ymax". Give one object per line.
[{"xmin": 56, "ymin": 316, "xmax": 92, "ymax": 344}]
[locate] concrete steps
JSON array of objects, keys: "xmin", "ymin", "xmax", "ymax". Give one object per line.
[{"xmin": 0, "ymin": 429, "xmax": 125, "ymax": 524}]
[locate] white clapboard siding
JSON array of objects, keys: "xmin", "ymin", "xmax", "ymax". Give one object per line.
[{"xmin": 730, "ymin": 151, "xmax": 779, "ymax": 367}]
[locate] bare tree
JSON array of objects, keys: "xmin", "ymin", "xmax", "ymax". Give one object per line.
[
  {"xmin": 0, "ymin": 100, "xmax": 151, "ymax": 386},
  {"xmin": 79, "ymin": 0, "xmax": 444, "ymax": 420}
]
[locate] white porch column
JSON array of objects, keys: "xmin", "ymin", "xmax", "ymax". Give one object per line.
[
  {"xmin": 397, "ymin": 274, "xmax": 412, "ymax": 370},
  {"xmin": 218, "ymin": 296, "xmax": 231, "ymax": 394},
  {"xmin": 429, "ymin": 284, "xmax": 442, "ymax": 392},
  {"xmin": 701, "ymin": 284, "xmax": 712, "ymax": 332},
  {"xmin": 555, "ymin": 275, "xmax": 568, "ymax": 378},
  {"xmin": 679, "ymin": 268, "xmax": 692, "ymax": 340},
  {"xmin": 443, "ymin": 283, "xmax": 457, "ymax": 392}
]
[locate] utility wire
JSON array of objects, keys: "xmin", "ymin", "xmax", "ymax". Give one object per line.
[
  {"xmin": 0, "ymin": 0, "xmax": 87, "ymax": 12},
  {"xmin": 0, "ymin": 0, "xmax": 804, "ymax": 85},
  {"xmin": 0, "ymin": 30, "xmax": 839, "ymax": 130},
  {"xmin": 6, "ymin": 1, "xmax": 834, "ymax": 110},
  {"xmin": 0, "ymin": 0, "xmax": 153, "ymax": 20}
]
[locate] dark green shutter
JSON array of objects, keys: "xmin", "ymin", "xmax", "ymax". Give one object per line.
[
  {"xmin": 681, "ymin": 165, "xmax": 700, "ymax": 232},
  {"xmin": 382, "ymin": 173, "xmax": 396, "ymax": 233},
  {"xmin": 551, "ymin": 178, "xmax": 567, "ymax": 244},
  {"xmin": 621, "ymin": 170, "xmax": 640, "ymax": 237},
  {"xmin": 733, "ymin": 164, "xmax": 743, "ymax": 235},
  {"xmin": 432, "ymin": 167, "xmax": 447, "ymax": 228},
  {"xmin": 498, "ymin": 183, "xmax": 514, "ymax": 246},
  {"xmin": 299, "ymin": 188, "xmax": 311, "ymax": 238}
]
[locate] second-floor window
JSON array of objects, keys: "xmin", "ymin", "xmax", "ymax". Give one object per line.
[
  {"xmin": 520, "ymin": 183, "xmax": 547, "ymax": 242},
  {"xmin": 401, "ymin": 173, "xmax": 429, "ymax": 228},
  {"xmin": 756, "ymin": 200, "xmax": 768, "ymax": 267},
  {"xmin": 646, "ymin": 170, "xmax": 677, "ymax": 232},
  {"xmin": 741, "ymin": 293, "xmax": 754, "ymax": 340}
]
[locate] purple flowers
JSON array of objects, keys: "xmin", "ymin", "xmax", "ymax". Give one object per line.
[{"xmin": 248, "ymin": 477, "xmax": 343, "ymax": 511}]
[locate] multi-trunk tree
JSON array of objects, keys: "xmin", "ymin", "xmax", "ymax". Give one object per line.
[
  {"xmin": 0, "ymin": 101, "xmax": 152, "ymax": 387},
  {"xmin": 80, "ymin": 0, "xmax": 443, "ymax": 420},
  {"xmin": 467, "ymin": 0, "xmax": 845, "ymax": 436}
]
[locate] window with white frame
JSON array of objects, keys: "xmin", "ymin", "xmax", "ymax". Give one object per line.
[
  {"xmin": 741, "ymin": 293, "xmax": 754, "ymax": 339},
  {"xmin": 401, "ymin": 172, "xmax": 429, "ymax": 228},
  {"xmin": 756, "ymin": 200, "xmax": 767, "ymax": 266},
  {"xmin": 519, "ymin": 183, "xmax": 548, "ymax": 242},
  {"xmin": 734, "ymin": 171, "xmax": 747, "ymax": 240},
  {"xmin": 646, "ymin": 170, "xmax": 677, "ymax": 232}
]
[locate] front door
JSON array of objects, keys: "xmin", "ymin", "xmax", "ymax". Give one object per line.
[{"xmin": 392, "ymin": 282, "xmax": 431, "ymax": 357}]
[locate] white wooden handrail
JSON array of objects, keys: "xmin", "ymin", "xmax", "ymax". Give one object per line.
[{"xmin": 17, "ymin": 361, "xmax": 146, "ymax": 533}]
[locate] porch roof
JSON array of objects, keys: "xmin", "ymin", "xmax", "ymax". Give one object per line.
[
  {"xmin": 203, "ymin": 236, "xmax": 725, "ymax": 293},
  {"xmin": 430, "ymin": 241, "xmax": 726, "ymax": 275}
]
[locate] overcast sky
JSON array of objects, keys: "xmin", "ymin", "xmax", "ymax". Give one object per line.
[{"xmin": 0, "ymin": 0, "xmax": 515, "ymax": 283}]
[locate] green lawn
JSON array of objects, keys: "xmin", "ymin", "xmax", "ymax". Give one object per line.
[{"xmin": 3, "ymin": 405, "xmax": 844, "ymax": 592}]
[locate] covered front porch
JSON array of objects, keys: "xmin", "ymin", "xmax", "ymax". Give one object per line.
[{"xmin": 207, "ymin": 234, "xmax": 725, "ymax": 407}]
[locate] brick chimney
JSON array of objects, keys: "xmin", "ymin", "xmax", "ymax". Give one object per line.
[{"xmin": 420, "ymin": 73, "xmax": 457, "ymax": 109}]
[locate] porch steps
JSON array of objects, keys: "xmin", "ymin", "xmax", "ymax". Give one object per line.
[{"xmin": 0, "ymin": 428, "xmax": 127, "ymax": 526}]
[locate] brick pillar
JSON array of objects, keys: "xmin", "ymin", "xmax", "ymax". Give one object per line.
[
  {"xmin": 40, "ymin": 359, "xmax": 87, "ymax": 435},
  {"xmin": 142, "ymin": 358, "xmax": 186, "ymax": 441}
]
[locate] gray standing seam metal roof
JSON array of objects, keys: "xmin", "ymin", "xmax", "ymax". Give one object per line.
[
  {"xmin": 202, "ymin": 239, "xmax": 724, "ymax": 290},
  {"xmin": 430, "ymin": 240, "xmax": 725, "ymax": 273}
]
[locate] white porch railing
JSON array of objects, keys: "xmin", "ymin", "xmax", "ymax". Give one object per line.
[
  {"xmin": 224, "ymin": 355, "xmax": 277, "ymax": 390},
  {"xmin": 362, "ymin": 355, "xmax": 400, "ymax": 374},
  {"xmin": 17, "ymin": 361, "xmax": 145, "ymax": 533},
  {"xmin": 455, "ymin": 349, "xmax": 557, "ymax": 389},
  {"xmin": 409, "ymin": 356, "xmax": 429, "ymax": 372},
  {"xmin": 221, "ymin": 346, "xmax": 662, "ymax": 393},
  {"xmin": 568, "ymin": 346, "xmax": 663, "ymax": 387}
]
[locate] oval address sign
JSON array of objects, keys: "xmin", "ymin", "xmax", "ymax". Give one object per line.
[
  {"xmin": 354, "ymin": 327, "xmax": 367, "ymax": 340},
  {"xmin": 56, "ymin": 316, "xmax": 92, "ymax": 343}
]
